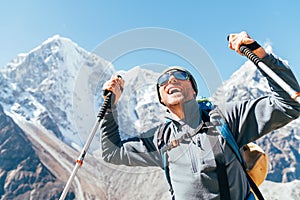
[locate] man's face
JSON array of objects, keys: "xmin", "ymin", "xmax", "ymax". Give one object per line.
[{"xmin": 158, "ymin": 70, "xmax": 196, "ymax": 107}]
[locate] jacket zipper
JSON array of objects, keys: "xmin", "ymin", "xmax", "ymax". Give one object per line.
[{"xmin": 189, "ymin": 144, "xmax": 198, "ymax": 173}]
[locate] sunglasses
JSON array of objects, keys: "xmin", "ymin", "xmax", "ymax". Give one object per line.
[{"xmin": 157, "ymin": 70, "xmax": 190, "ymax": 87}]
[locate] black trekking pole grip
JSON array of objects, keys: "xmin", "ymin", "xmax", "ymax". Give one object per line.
[
  {"xmin": 98, "ymin": 74, "xmax": 123, "ymax": 120},
  {"xmin": 226, "ymin": 35, "xmax": 261, "ymax": 65},
  {"xmin": 239, "ymin": 45, "xmax": 261, "ymax": 66},
  {"xmin": 227, "ymin": 35, "xmax": 300, "ymax": 103},
  {"xmin": 97, "ymin": 92, "xmax": 113, "ymax": 121},
  {"xmin": 239, "ymin": 45, "xmax": 300, "ymax": 103}
]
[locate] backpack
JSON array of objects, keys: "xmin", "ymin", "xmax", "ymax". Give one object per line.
[
  {"xmin": 243, "ymin": 142, "xmax": 268, "ymax": 187},
  {"xmin": 157, "ymin": 98, "xmax": 268, "ymax": 200}
]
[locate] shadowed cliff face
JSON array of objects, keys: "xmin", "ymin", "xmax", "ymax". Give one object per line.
[{"xmin": 0, "ymin": 104, "xmax": 74, "ymax": 200}]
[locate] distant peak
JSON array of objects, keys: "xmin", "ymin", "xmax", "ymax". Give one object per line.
[
  {"xmin": 51, "ymin": 34, "xmax": 61, "ymax": 39},
  {"xmin": 42, "ymin": 34, "xmax": 72, "ymax": 45},
  {"xmin": 263, "ymin": 40, "xmax": 273, "ymax": 54},
  {"xmin": 43, "ymin": 34, "xmax": 60, "ymax": 43}
]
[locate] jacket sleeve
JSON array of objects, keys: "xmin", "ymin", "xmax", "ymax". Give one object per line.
[
  {"xmin": 218, "ymin": 53, "xmax": 300, "ymax": 147},
  {"xmin": 100, "ymin": 108, "xmax": 162, "ymax": 167}
]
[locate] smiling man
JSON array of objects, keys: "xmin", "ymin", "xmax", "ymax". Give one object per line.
[
  {"xmin": 100, "ymin": 31, "xmax": 300, "ymax": 200},
  {"xmin": 157, "ymin": 67, "xmax": 198, "ymax": 119}
]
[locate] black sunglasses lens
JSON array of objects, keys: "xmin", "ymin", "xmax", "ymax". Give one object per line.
[
  {"xmin": 158, "ymin": 70, "xmax": 189, "ymax": 86},
  {"xmin": 158, "ymin": 74, "xmax": 169, "ymax": 86},
  {"xmin": 173, "ymin": 71, "xmax": 189, "ymax": 80}
]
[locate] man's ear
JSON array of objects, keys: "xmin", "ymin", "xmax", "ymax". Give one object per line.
[{"xmin": 159, "ymin": 94, "xmax": 166, "ymax": 106}]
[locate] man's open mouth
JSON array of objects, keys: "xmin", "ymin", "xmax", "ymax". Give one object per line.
[{"xmin": 168, "ymin": 88, "xmax": 180, "ymax": 94}]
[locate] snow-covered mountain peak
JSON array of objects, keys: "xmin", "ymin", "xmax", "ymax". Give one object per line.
[
  {"xmin": 3, "ymin": 35, "xmax": 87, "ymax": 78},
  {"xmin": 42, "ymin": 34, "xmax": 63, "ymax": 43},
  {"xmin": 0, "ymin": 35, "xmax": 115, "ymax": 148},
  {"xmin": 212, "ymin": 45, "xmax": 281, "ymax": 103},
  {"xmin": 40, "ymin": 34, "xmax": 82, "ymax": 51},
  {"xmin": 264, "ymin": 43, "xmax": 273, "ymax": 54},
  {"xmin": 113, "ymin": 66, "xmax": 165, "ymax": 137}
]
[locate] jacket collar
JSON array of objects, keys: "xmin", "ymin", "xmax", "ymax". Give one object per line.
[{"xmin": 164, "ymin": 99, "xmax": 201, "ymax": 129}]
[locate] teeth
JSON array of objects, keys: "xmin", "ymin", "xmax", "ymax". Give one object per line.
[{"xmin": 168, "ymin": 88, "xmax": 179, "ymax": 94}]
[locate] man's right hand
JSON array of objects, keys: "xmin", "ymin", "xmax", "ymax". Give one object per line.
[
  {"xmin": 228, "ymin": 31, "xmax": 267, "ymax": 59},
  {"xmin": 102, "ymin": 75, "xmax": 124, "ymax": 105}
]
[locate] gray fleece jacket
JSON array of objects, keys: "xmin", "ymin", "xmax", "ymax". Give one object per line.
[{"xmin": 100, "ymin": 54, "xmax": 300, "ymax": 200}]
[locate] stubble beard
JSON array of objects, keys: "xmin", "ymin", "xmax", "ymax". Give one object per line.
[{"xmin": 165, "ymin": 93, "xmax": 185, "ymax": 107}]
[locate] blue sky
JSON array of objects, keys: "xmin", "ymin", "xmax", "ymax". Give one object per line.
[{"xmin": 1, "ymin": 1, "xmax": 299, "ymax": 97}]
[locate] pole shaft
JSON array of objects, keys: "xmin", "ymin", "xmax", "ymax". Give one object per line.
[
  {"xmin": 59, "ymin": 92, "xmax": 113, "ymax": 200},
  {"xmin": 59, "ymin": 164, "xmax": 80, "ymax": 200}
]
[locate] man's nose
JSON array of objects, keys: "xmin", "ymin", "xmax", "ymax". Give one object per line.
[{"xmin": 168, "ymin": 75, "xmax": 177, "ymax": 84}]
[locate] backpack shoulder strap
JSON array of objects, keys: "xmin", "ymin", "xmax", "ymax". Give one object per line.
[
  {"xmin": 200, "ymin": 99, "xmax": 264, "ymax": 199},
  {"xmin": 156, "ymin": 120, "xmax": 171, "ymax": 149},
  {"xmin": 214, "ymin": 107, "xmax": 265, "ymax": 200},
  {"xmin": 215, "ymin": 115, "xmax": 243, "ymax": 163},
  {"xmin": 157, "ymin": 121, "xmax": 174, "ymax": 199},
  {"xmin": 160, "ymin": 149, "xmax": 174, "ymax": 199},
  {"xmin": 198, "ymin": 99, "xmax": 231, "ymax": 200},
  {"xmin": 207, "ymin": 134, "xmax": 231, "ymax": 200}
]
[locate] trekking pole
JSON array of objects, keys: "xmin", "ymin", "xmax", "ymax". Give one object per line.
[
  {"xmin": 59, "ymin": 76, "xmax": 120, "ymax": 200},
  {"xmin": 239, "ymin": 45, "xmax": 300, "ymax": 104}
]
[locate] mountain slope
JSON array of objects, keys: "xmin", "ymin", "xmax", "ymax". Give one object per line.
[
  {"xmin": 1, "ymin": 103, "xmax": 170, "ymax": 200},
  {"xmin": 0, "ymin": 104, "xmax": 76, "ymax": 199}
]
